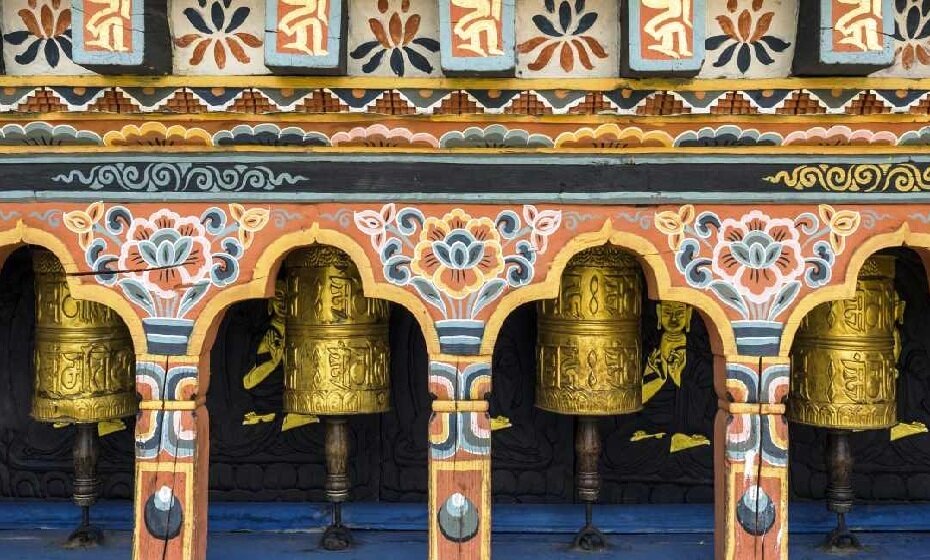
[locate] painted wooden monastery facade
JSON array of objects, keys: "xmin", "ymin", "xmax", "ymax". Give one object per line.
[{"xmin": 1, "ymin": 1, "xmax": 930, "ymax": 560}]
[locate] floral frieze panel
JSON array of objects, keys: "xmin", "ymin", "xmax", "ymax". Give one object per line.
[
  {"xmin": 654, "ymin": 204, "xmax": 883, "ymax": 356},
  {"xmin": 347, "ymin": 0, "xmax": 441, "ymax": 77},
  {"xmin": 2, "ymin": 0, "xmax": 93, "ymax": 75},
  {"xmin": 353, "ymin": 204, "xmax": 561, "ymax": 354},
  {"xmin": 515, "ymin": 0, "xmax": 618, "ymax": 77}
]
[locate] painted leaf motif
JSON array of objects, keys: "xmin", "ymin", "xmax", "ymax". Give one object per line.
[
  {"xmin": 183, "ymin": 7, "xmax": 212, "ymax": 34},
  {"xmin": 178, "ymin": 281, "xmax": 210, "ymax": 318},
  {"xmin": 579, "ymin": 35, "xmax": 606, "ymax": 58},
  {"xmin": 390, "ymin": 48, "xmax": 405, "ymax": 76},
  {"xmin": 750, "ymin": 12, "xmax": 774, "ymax": 42},
  {"xmin": 403, "ymin": 14, "xmax": 420, "ymax": 43},
  {"xmin": 706, "ymin": 34, "xmax": 730, "ymax": 50},
  {"xmin": 234, "ymin": 32, "xmax": 262, "ymax": 48},
  {"xmin": 708, "ymin": 280, "xmax": 748, "ymax": 316},
  {"xmin": 412, "ymin": 37, "xmax": 439, "ymax": 51},
  {"xmin": 362, "ymin": 49, "xmax": 386, "ymax": 72},
  {"xmin": 753, "ymin": 42, "xmax": 773, "ymax": 65},
  {"xmin": 404, "ymin": 46, "xmax": 433, "ymax": 73},
  {"xmin": 3, "ymin": 31, "xmax": 31, "ymax": 45},
  {"xmin": 528, "ymin": 41, "xmax": 559, "ymax": 70},
  {"xmin": 19, "ymin": 9, "xmax": 42, "ymax": 37},
  {"xmin": 211, "ymin": 1, "xmax": 225, "ymax": 30},
  {"xmin": 573, "ymin": 12, "xmax": 597, "ymax": 35},
  {"xmin": 767, "ymin": 280, "xmax": 800, "ymax": 321},
  {"xmin": 410, "ymin": 277, "xmax": 447, "ymax": 316},
  {"xmin": 559, "ymin": 1, "xmax": 571, "ymax": 32},
  {"xmin": 517, "ymin": 36, "xmax": 547, "ymax": 53},
  {"xmin": 44, "ymin": 40, "xmax": 60, "ymax": 66},
  {"xmin": 532, "ymin": 15, "xmax": 560, "ymax": 37},
  {"xmin": 119, "ymin": 278, "xmax": 156, "ymax": 316},
  {"xmin": 55, "ymin": 8, "xmax": 71, "ymax": 36},
  {"xmin": 471, "ymin": 278, "xmax": 506, "ymax": 318},
  {"xmin": 225, "ymin": 6, "xmax": 249, "ymax": 32},
  {"xmin": 759, "ymin": 35, "xmax": 790, "ymax": 51},
  {"xmin": 351, "ymin": 40, "xmax": 380, "ymax": 59}
]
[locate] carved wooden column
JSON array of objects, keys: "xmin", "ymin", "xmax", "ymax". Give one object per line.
[
  {"xmin": 133, "ymin": 357, "xmax": 207, "ymax": 560},
  {"xmin": 428, "ymin": 359, "xmax": 492, "ymax": 560},
  {"xmin": 718, "ymin": 359, "xmax": 789, "ymax": 560}
]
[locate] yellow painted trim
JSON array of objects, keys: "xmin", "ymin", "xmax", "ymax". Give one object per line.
[
  {"xmin": 481, "ymin": 220, "xmax": 737, "ymax": 357},
  {"xmin": 432, "ymin": 400, "xmax": 489, "ymax": 412},
  {"xmin": 8, "ymin": 75, "xmax": 930, "ymax": 91},
  {"xmin": 724, "ymin": 403, "xmax": 786, "ymax": 415},
  {"xmin": 2, "ymin": 143, "xmax": 930, "ymax": 157},
  {"xmin": 187, "ymin": 223, "xmax": 439, "ymax": 357},
  {"xmin": 0, "ymin": 223, "xmax": 148, "ymax": 354},
  {"xmin": 779, "ymin": 224, "xmax": 930, "ymax": 356},
  {"xmin": 139, "ymin": 400, "xmax": 197, "ymax": 410},
  {"xmin": 4, "ymin": 112, "xmax": 930, "ymax": 126}
]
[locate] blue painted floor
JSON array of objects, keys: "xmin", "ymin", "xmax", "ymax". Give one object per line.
[{"xmin": 3, "ymin": 529, "xmax": 930, "ymax": 559}]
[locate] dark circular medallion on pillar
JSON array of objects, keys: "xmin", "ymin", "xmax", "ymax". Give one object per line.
[{"xmin": 438, "ymin": 492, "xmax": 479, "ymax": 543}]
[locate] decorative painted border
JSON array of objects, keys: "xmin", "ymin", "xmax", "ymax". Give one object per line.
[{"xmin": 3, "ymin": 79, "xmax": 930, "ymax": 116}]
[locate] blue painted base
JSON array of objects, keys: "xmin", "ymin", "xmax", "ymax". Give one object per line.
[
  {"xmin": 2, "ymin": 500, "xmax": 929, "ymax": 534},
  {"xmin": 2, "ymin": 529, "xmax": 930, "ymax": 559}
]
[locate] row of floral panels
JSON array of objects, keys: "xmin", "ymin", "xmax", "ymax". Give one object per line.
[{"xmin": 4, "ymin": 0, "xmax": 930, "ymax": 78}]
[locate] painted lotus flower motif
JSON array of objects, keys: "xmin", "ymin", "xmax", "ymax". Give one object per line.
[
  {"xmin": 118, "ymin": 210, "xmax": 215, "ymax": 299},
  {"xmin": 3, "ymin": 0, "xmax": 73, "ymax": 67},
  {"xmin": 892, "ymin": 0, "xmax": 930, "ymax": 69},
  {"xmin": 706, "ymin": 0, "xmax": 791, "ymax": 73},
  {"xmin": 411, "ymin": 210, "xmax": 505, "ymax": 298},
  {"xmin": 666, "ymin": 205, "xmax": 862, "ymax": 322},
  {"xmin": 517, "ymin": 0, "xmax": 608, "ymax": 72},
  {"xmin": 65, "ymin": 203, "xmax": 267, "ymax": 321},
  {"xmin": 354, "ymin": 204, "xmax": 561, "ymax": 322},
  {"xmin": 710, "ymin": 212, "xmax": 805, "ymax": 305},
  {"xmin": 350, "ymin": 0, "xmax": 440, "ymax": 76},
  {"xmin": 174, "ymin": 0, "xmax": 262, "ymax": 69}
]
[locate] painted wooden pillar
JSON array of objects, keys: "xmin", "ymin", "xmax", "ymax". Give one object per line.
[
  {"xmin": 621, "ymin": 0, "xmax": 706, "ymax": 76},
  {"xmin": 794, "ymin": 0, "xmax": 894, "ymax": 74},
  {"xmin": 133, "ymin": 356, "xmax": 208, "ymax": 560},
  {"xmin": 71, "ymin": 0, "xmax": 171, "ymax": 73},
  {"xmin": 428, "ymin": 358, "xmax": 492, "ymax": 560},
  {"xmin": 438, "ymin": 0, "xmax": 516, "ymax": 75},
  {"xmin": 717, "ymin": 357, "xmax": 789, "ymax": 560},
  {"xmin": 264, "ymin": 0, "xmax": 347, "ymax": 74}
]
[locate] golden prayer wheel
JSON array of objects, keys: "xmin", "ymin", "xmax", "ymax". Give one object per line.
[
  {"xmin": 32, "ymin": 248, "xmax": 137, "ymax": 547},
  {"xmin": 282, "ymin": 244, "xmax": 390, "ymax": 551},
  {"xmin": 282, "ymin": 245, "xmax": 390, "ymax": 416},
  {"xmin": 788, "ymin": 254, "xmax": 900, "ymax": 550},
  {"xmin": 535, "ymin": 244, "xmax": 643, "ymax": 551},
  {"xmin": 788, "ymin": 255, "xmax": 899, "ymax": 431},
  {"xmin": 32, "ymin": 248, "xmax": 136, "ymax": 423},
  {"xmin": 536, "ymin": 245, "xmax": 643, "ymax": 416}
]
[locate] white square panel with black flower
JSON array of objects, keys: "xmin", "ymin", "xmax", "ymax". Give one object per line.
[
  {"xmin": 516, "ymin": 0, "xmax": 618, "ymax": 77},
  {"xmin": 347, "ymin": 0, "xmax": 442, "ymax": 77},
  {"xmin": 699, "ymin": 0, "xmax": 797, "ymax": 78},
  {"xmin": 171, "ymin": 0, "xmax": 269, "ymax": 74},
  {"xmin": 2, "ymin": 0, "xmax": 92, "ymax": 75}
]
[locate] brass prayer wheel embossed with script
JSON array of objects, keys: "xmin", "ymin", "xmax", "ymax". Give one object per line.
[
  {"xmin": 283, "ymin": 245, "xmax": 390, "ymax": 416},
  {"xmin": 32, "ymin": 249, "xmax": 136, "ymax": 424},
  {"xmin": 789, "ymin": 256, "xmax": 900, "ymax": 431},
  {"xmin": 536, "ymin": 245, "xmax": 643, "ymax": 416}
]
